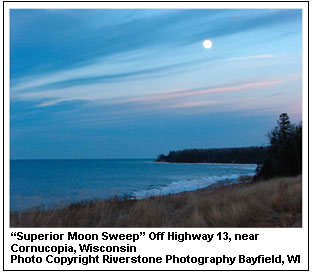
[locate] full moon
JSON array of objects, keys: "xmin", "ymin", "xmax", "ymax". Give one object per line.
[{"xmin": 203, "ymin": 39, "xmax": 213, "ymax": 49}]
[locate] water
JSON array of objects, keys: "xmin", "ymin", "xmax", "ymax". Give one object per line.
[{"xmin": 10, "ymin": 159, "xmax": 256, "ymax": 211}]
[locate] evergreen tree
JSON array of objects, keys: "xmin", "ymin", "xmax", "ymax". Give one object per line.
[
  {"xmin": 278, "ymin": 113, "xmax": 292, "ymax": 144},
  {"xmin": 257, "ymin": 113, "xmax": 302, "ymax": 179}
]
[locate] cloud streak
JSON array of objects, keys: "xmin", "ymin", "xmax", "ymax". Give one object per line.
[
  {"xmin": 32, "ymin": 78, "xmax": 286, "ymax": 111},
  {"xmin": 167, "ymin": 100, "xmax": 217, "ymax": 109},
  {"xmin": 228, "ymin": 54, "xmax": 276, "ymax": 61},
  {"xmin": 10, "ymin": 9, "xmax": 302, "ymax": 81},
  {"xmin": 9, "ymin": 8, "xmax": 303, "ymax": 159},
  {"xmin": 36, "ymin": 98, "xmax": 82, "ymax": 107},
  {"xmin": 114, "ymin": 79, "xmax": 284, "ymax": 105},
  {"xmin": 11, "ymin": 56, "xmax": 217, "ymax": 95}
]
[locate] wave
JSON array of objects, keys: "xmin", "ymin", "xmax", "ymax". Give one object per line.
[{"xmin": 133, "ymin": 172, "xmax": 256, "ymax": 199}]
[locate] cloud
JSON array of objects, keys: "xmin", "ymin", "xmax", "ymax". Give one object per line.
[
  {"xmin": 32, "ymin": 78, "xmax": 285, "ymax": 110},
  {"xmin": 11, "ymin": 9, "xmax": 302, "ymax": 81},
  {"xmin": 227, "ymin": 52, "xmax": 300, "ymax": 62},
  {"xmin": 168, "ymin": 100, "xmax": 217, "ymax": 109},
  {"xmin": 11, "ymin": 57, "xmax": 211, "ymax": 94},
  {"xmin": 115, "ymin": 79, "xmax": 284, "ymax": 105},
  {"xmin": 177, "ymin": 9, "xmax": 302, "ymax": 47},
  {"xmin": 228, "ymin": 54, "xmax": 276, "ymax": 61},
  {"xmin": 36, "ymin": 98, "xmax": 82, "ymax": 107}
]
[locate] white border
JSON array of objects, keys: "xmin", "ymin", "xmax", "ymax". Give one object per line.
[
  {"xmin": 2, "ymin": 2, "xmax": 310, "ymax": 9},
  {"xmin": 2, "ymin": 2, "xmax": 309, "ymax": 272}
]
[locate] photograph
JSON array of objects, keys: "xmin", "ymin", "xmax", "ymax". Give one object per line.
[{"xmin": 9, "ymin": 7, "xmax": 303, "ymax": 227}]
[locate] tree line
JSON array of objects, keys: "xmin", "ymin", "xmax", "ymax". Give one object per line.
[
  {"xmin": 156, "ymin": 113, "xmax": 302, "ymax": 180},
  {"xmin": 156, "ymin": 146, "xmax": 269, "ymax": 164}
]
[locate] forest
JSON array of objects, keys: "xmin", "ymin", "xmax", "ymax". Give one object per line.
[
  {"xmin": 156, "ymin": 146, "xmax": 269, "ymax": 164},
  {"xmin": 256, "ymin": 113, "xmax": 302, "ymax": 179},
  {"xmin": 156, "ymin": 113, "xmax": 302, "ymax": 180}
]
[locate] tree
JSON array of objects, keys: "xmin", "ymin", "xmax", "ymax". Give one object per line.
[
  {"xmin": 256, "ymin": 113, "xmax": 302, "ymax": 179},
  {"xmin": 277, "ymin": 113, "xmax": 293, "ymax": 143}
]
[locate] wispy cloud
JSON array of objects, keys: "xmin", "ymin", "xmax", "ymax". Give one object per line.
[
  {"xmin": 11, "ymin": 9, "xmax": 302, "ymax": 81},
  {"xmin": 11, "ymin": 53, "xmax": 218, "ymax": 96},
  {"xmin": 9, "ymin": 9, "xmax": 303, "ymax": 159},
  {"xmin": 33, "ymin": 78, "xmax": 285, "ymax": 109},
  {"xmin": 11, "ymin": 51, "xmax": 163, "ymax": 93},
  {"xmin": 36, "ymin": 98, "xmax": 82, "ymax": 107},
  {"xmin": 174, "ymin": 80, "xmax": 284, "ymax": 97},
  {"xmin": 168, "ymin": 100, "xmax": 217, "ymax": 109},
  {"xmin": 116, "ymin": 79, "xmax": 284, "ymax": 105},
  {"xmin": 228, "ymin": 54, "xmax": 276, "ymax": 61}
]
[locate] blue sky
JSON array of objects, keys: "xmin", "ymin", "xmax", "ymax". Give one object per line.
[{"xmin": 10, "ymin": 9, "xmax": 303, "ymax": 159}]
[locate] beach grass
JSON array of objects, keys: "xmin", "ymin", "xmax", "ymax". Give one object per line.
[{"xmin": 10, "ymin": 175, "xmax": 302, "ymax": 227}]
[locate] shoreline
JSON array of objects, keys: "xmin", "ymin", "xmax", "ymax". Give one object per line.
[
  {"xmin": 10, "ymin": 160, "xmax": 257, "ymax": 212},
  {"xmin": 10, "ymin": 175, "xmax": 301, "ymax": 227},
  {"xmin": 154, "ymin": 161, "xmax": 257, "ymax": 164},
  {"xmin": 11, "ymin": 175, "xmax": 254, "ymax": 213}
]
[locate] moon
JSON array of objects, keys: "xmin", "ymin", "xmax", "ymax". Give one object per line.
[{"xmin": 203, "ymin": 39, "xmax": 213, "ymax": 49}]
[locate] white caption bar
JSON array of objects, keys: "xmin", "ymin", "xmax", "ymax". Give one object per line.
[{"xmin": 4, "ymin": 228, "xmax": 308, "ymax": 270}]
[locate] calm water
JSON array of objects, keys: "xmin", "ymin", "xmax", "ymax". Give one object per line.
[{"xmin": 10, "ymin": 159, "xmax": 256, "ymax": 211}]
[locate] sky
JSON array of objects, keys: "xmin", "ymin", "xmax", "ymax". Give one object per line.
[{"xmin": 10, "ymin": 9, "xmax": 303, "ymax": 159}]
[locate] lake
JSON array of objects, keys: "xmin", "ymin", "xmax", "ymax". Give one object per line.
[{"xmin": 10, "ymin": 159, "xmax": 256, "ymax": 211}]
